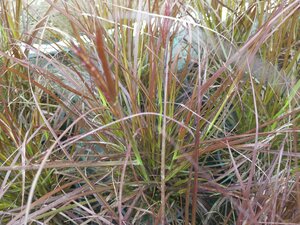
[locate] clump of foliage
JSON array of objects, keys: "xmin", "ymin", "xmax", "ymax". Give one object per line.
[{"xmin": 0, "ymin": 0, "xmax": 299, "ymax": 224}]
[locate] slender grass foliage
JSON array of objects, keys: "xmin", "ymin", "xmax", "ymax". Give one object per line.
[{"xmin": 0, "ymin": 0, "xmax": 299, "ymax": 224}]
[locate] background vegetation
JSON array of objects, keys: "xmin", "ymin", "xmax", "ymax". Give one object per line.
[{"xmin": 0, "ymin": 0, "xmax": 299, "ymax": 224}]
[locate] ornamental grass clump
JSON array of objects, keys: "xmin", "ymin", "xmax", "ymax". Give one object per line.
[{"xmin": 0, "ymin": 0, "xmax": 299, "ymax": 224}]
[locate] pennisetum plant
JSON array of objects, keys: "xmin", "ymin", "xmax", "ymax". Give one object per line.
[{"xmin": 0, "ymin": 0, "xmax": 299, "ymax": 224}]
